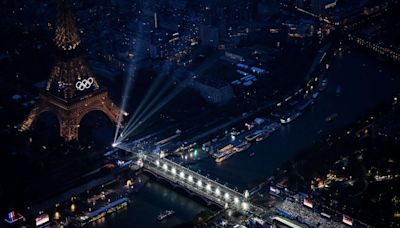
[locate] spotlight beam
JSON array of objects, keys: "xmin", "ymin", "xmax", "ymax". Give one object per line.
[
  {"xmin": 120, "ymin": 88, "xmax": 179, "ymax": 140},
  {"xmin": 121, "ymin": 77, "xmax": 162, "ymax": 131},
  {"xmin": 119, "ymin": 84, "xmax": 183, "ymax": 141},
  {"xmin": 119, "ymin": 78, "xmax": 173, "ymax": 139},
  {"xmin": 120, "ymin": 73, "xmax": 167, "ymax": 136},
  {"xmin": 113, "ymin": 11, "xmax": 155, "ymax": 144},
  {"xmin": 113, "ymin": 73, "xmax": 135, "ymax": 143},
  {"xmin": 122, "ymin": 78, "xmax": 169, "ymax": 134}
]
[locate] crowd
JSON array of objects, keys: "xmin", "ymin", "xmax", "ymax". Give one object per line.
[{"xmin": 276, "ymin": 199, "xmax": 346, "ymax": 228}]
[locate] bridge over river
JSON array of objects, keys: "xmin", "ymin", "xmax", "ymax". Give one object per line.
[{"xmin": 119, "ymin": 145, "xmax": 265, "ymax": 216}]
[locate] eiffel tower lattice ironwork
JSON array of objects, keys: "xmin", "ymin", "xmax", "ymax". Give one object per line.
[{"xmin": 21, "ymin": 0, "xmax": 121, "ymax": 141}]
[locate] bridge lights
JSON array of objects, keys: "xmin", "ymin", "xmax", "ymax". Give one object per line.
[
  {"xmin": 171, "ymin": 167, "xmax": 176, "ymax": 175},
  {"xmin": 188, "ymin": 175, "xmax": 193, "ymax": 182},
  {"xmin": 224, "ymin": 192, "xmax": 230, "ymax": 200},
  {"xmin": 242, "ymin": 202, "xmax": 249, "ymax": 211},
  {"xmin": 155, "ymin": 160, "xmax": 160, "ymax": 167},
  {"xmin": 179, "ymin": 171, "xmax": 185, "ymax": 178},
  {"xmin": 215, "ymin": 188, "xmax": 221, "ymax": 196},
  {"xmin": 160, "ymin": 151, "xmax": 165, "ymax": 158},
  {"xmin": 244, "ymin": 190, "xmax": 249, "ymax": 199},
  {"xmin": 137, "ymin": 159, "xmax": 143, "ymax": 168},
  {"xmin": 70, "ymin": 203, "xmax": 76, "ymax": 212},
  {"xmin": 197, "ymin": 180, "xmax": 202, "ymax": 187},
  {"xmin": 54, "ymin": 211, "xmax": 61, "ymax": 220},
  {"xmin": 206, "ymin": 184, "xmax": 211, "ymax": 191},
  {"xmin": 163, "ymin": 164, "xmax": 168, "ymax": 171},
  {"xmin": 234, "ymin": 197, "xmax": 239, "ymax": 204}
]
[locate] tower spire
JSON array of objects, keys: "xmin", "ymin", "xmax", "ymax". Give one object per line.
[{"xmin": 54, "ymin": 0, "xmax": 81, "ymax": 51}]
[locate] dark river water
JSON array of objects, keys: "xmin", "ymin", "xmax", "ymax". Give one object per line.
[
  {"xmin": 91, "ymin": 48, "xmax": 400, "ymax": 227},
  {"xmin": 187, "ymin": 49, "xmax": 400, "ymax": 190}
]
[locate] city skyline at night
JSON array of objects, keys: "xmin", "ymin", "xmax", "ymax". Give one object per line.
[{"xmin": 0, "ymin": 0, "xmax": 400, "ymax": 227}]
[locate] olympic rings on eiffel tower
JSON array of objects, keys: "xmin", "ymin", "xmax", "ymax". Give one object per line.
[{"xmin": 75, "ymin": 77, "xmax": 94, "ymax": 91}]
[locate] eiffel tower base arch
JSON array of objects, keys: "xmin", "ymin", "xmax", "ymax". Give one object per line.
[{"xmin": 21, "ymin": 90, "xmax": 120, "ymax": 141}]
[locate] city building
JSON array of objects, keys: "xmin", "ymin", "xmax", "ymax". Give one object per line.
[{"xmin": 190, "ymin": 77, "xmax": 234, "ymax": 106}]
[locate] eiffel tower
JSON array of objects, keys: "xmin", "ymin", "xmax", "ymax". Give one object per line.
[{"xmin": 21, "ymin": 0, "xmax": 121, "ymax": 141}]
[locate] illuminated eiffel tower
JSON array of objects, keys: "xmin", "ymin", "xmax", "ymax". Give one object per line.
[{"xmin": 21, "ymin": 0, "xmax": 121, "ymax": 141}]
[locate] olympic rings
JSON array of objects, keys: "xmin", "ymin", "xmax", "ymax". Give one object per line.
[{"xmin": 75, "ymin": 77, "xmax": 94, "ymax": 91}]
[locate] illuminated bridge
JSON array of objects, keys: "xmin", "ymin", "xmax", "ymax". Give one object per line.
[
  {"xmin": 119, "ymin": 145, "xmax": 264, "ymax": 215},
  {"xmin": 142, "ymin": 156, "xmax": 264, "ymax": 214}
]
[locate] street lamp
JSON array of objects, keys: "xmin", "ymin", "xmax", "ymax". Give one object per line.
[
  {"xmin": 234, "ymin": 197, "xmax": 239, "ymax": 204},
  {"xmin": 70, "ymin": 204, "xmax": 76, "ymax": 212},
  {"xmin": 206, "ymin": 184, "xmax": 211, "ymax": 191},
  {"xmin": 137, "ymin": 159, "xmax": 143, "ymax": 167},
  {"xmin": 224, "ymin": 192, "xmax": 230, "ymax": 200},
  {"xmin": 197, "ymin": 180, "xmax": 202, "ymax": 187},
  {"xmin": 242, "ymin": 202, "xmax": 249, "ymax": 211},
  {"xmin": 54, "ymin": 211, "xmax": 61, "ymax": 220},
  {"xmin": 215, "ymin": 188, "xmax": 221, "ymax": 196},
  {"xmin": 180, "ymin": 171, "xmax": 185, "ymax": 178},
  {"xmin": 160, "ymin": 151, "xmax": 165, "ymax": 158},
  {"xmin": 244, "ymin": 190, "xmax": 249, "ymax": 199}
]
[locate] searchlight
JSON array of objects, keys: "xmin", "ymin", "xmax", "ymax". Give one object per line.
[{"xmin": 112, "ymin": 142, "xmax": 120, "ymax": 148}]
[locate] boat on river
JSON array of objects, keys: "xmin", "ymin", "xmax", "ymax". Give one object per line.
[
  {"xmin": 280, "ymin": 112, "xmax": 301, "ymax": 124},
  {"xmin": 157, "ymin": 210, "xmax": 175, "ymax": 221}
]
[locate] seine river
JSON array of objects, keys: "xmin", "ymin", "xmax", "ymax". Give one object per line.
[{"xmin": 91, "ymin": 48, "xmax": 400, "ymax": 227}]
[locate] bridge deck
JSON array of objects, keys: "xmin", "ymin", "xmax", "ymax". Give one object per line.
[
  {"xmin": 140, "ymin": 154, "xmax": 264, "ymax": 215},
  {"xmin": 119, "ymin": 145, "xmax": 264, "ymax": 215}
]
